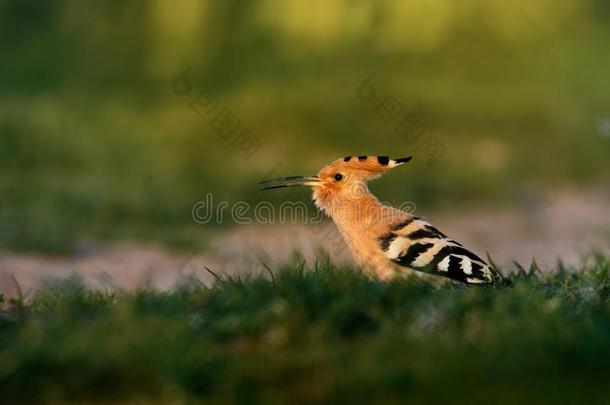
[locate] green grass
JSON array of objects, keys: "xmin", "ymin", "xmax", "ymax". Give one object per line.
[{"xmin": 1, "ymin": 254, "xmax": 610, "ymax": 403}]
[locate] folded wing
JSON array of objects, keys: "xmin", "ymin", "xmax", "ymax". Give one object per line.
[{"xmin": 379, "ymin": 217, "xmax": 500, "ymax": 284}]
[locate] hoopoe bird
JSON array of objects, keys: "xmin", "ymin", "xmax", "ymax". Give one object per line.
[{"xmin": 260, "ymin": 155, "xmax": 504, "ymax": 285}]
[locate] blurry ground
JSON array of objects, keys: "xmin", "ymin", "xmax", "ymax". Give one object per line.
[{"xmin": 1, "ymin": 186, "xmax": 608, "ymax": 299}]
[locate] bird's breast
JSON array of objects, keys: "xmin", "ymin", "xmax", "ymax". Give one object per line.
[{"xmin": 333, "ymin": 219, "xmax": 398, "ymax": 279}]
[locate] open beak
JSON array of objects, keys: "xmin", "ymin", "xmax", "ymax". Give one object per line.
[{"xmin": 258, "ymin": 175, "xmax": 321, "ymax": 190}]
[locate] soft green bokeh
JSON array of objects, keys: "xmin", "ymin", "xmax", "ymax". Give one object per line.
[{"xmin": 1, "ymin": 0, "xmax": 609, "ymax": 252}]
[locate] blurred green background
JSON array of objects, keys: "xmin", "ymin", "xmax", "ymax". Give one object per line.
[{"xmin": 1, "ymin": 0, "xmax": 609, "ymax": 253}]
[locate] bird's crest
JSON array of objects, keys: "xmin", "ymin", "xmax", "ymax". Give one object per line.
[{"xmin": 339, "ymin": 155, "xmax": 411, "ymax": 173}]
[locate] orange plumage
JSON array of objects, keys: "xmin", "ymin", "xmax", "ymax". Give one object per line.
[{"xmin": 261, "ymin": 156, "xmax": 502, "ymax": 285}]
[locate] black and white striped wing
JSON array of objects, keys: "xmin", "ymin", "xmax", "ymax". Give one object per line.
[{"xmin": 379, "ymin": 217, "xmax": 499, "ymax": 284}]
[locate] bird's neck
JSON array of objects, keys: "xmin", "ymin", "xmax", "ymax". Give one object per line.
[{"xmin": 314, "ymin": 186, "xmax": 388, "ymax": 228}]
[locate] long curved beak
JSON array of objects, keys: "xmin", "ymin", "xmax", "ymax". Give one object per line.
[{"xmin": 258, "ymin": 175, "xmax": 321, "ymax": 190}]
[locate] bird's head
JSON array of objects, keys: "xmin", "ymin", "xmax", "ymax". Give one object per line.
[{"xmin": 260, "ymin": 155, "xmax": 411, "ymax": 214}]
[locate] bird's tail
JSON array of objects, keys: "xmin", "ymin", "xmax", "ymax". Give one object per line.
[{"xmin": 486, "ymin": 253, "xmax": 513, "ymax": 287}]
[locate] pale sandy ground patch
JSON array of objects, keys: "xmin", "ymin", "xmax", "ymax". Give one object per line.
[{"xmin": 1, "ymin": 187, "xmax": 608, "ymax": 299}]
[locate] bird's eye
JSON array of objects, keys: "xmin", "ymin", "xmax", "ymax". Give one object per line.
[{"xmin": 334, "ymin": 173, "xmax": 344, "ymax": 181}]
